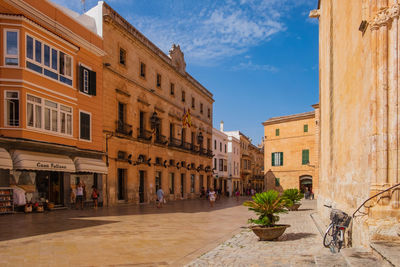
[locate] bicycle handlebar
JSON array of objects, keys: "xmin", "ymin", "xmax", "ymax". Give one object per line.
[{"xmin": 324, "ymin": 204, "xmax": 332, "ymax": 208}]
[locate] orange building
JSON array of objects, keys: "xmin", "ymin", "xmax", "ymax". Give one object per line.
[{"xmin": 0, "ymin": 0, "xmax": 106, "ymax": 209}]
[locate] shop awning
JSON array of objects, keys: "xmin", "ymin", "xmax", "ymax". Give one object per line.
[
  {"xmin": 0, "ymin": 148, "xmax": 12, "ymax": 170},
  {"xmin": 11, "ymin": 150, "xmax": 75, "ymax": 172},
  {"xmin": 74, "ymin": 157, "xmax": 108, "ymax": 174}
]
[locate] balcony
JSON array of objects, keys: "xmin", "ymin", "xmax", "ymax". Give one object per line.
[
  {"xmin": 190, "ymin": 144, "xmax": 199, "ymax": 153},
  {"xmin": 155, "ymin": 134, "xmax": 168, "ymax": 145},
  {"xmin": 137, "ymin": 128, "xmax": 153, "ymax": 141},
  {"xmin": 182, "ymin": 142, "xmax": 192, "ymax": 151},
  {"xmin": 116, "ymin": 120, "xmax": 132, "ymax": 136},
  {"xmin": 168, "ymin": 137, "xmax": 182, "ymax": 148}
]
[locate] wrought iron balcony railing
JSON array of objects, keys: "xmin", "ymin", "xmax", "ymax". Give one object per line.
[
  {"xmin": 155, "ymin": 134, "xmax": 168, "ymax": 145},
  {"xmin": 137, "ymin": 128, "xmax": 153, "ymax": 141},
  {"xmin": 116, "ymin": 120, "xmax": 132, "ymax": 136}
]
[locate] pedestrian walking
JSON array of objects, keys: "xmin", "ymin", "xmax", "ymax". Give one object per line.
[
  {"xmin": 91, "ymin": 186, "xmax": 99, "ymax": 209},
  {"xmin": 235, "ymin": 189, "xmax": 240, "ymax": 202},
  {"xmin": 209, "ymin": 188, "xmax": 216, "ymax": 207},
  {"xmin": 157, "ymin": 187, "xmax": 164, "ymax": 208},
  {"xmin": 75, "ymin": 181, "xmax": 84, "ymax": 210}
]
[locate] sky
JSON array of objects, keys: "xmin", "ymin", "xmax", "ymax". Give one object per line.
[{"xmin": 52, "ymin": 0, "xmax": 319, "ymax": 145}]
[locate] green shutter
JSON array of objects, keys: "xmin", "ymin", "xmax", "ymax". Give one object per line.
[
  {"xmin": 280, "ymin": 152, "xmax": 283, "ymax": 166},
  {"xmin": 271, "ymin": 153, "xmax": 275, "ymax": 166},
  {"xmin": 302, "ymin": 149, "xmax": 309, "ymax": 165},
  {"xmin": 275, "ymin": 129, "xmax": 280, "ymax": 136},
  {"xmin": 304, "ymin": 124, "xmax": 308, "ymax": 132}
]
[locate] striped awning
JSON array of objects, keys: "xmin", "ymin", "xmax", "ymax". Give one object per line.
[
  {"xmin": 0, "ymin": 148, "xmax": 12, "ymax": 170},
  {"xmin": 74, "ymin": 157, "xmax": 108, "ymax": 174},
  {"xmin": 11, "ymin": 150, "xmax": 75, "ymax": 172}
]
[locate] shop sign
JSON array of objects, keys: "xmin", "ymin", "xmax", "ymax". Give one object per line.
[{"xmin": 36, "ymin": 162, "xmax": 67, "ymax": 169}]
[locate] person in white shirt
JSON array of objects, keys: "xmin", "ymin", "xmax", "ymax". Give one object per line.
[{"xmin": 209, "ymin": 188, "xmax": 216, "ymax": 207}]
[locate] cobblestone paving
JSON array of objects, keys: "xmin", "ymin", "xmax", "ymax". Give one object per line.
[{"xmin": 186, "ymin": 200, "xmax": 366, "ymax": 267}]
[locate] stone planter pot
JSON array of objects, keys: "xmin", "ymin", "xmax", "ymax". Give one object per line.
[
  {"xmin": 250, "ymin": 224, "xmax": 290, "ymax": 241},
  {"xmin": 288, "ymin": 203, "xmax": 301, "ymax": 211}
]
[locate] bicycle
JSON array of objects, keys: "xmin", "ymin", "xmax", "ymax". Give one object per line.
[{"xmin": 323, "ymin": 205, "xmax": 352, "ymax": 253}]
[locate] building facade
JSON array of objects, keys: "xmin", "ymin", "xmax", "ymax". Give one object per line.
[
  {"xmin": 227, "ymin": 133, "xmax": 240, "ymax": 196},
  {"xmin": 0, "ymin": 0, "xmax": 107, "ymax": 208},
  {"xmin": 212, "ymin": 124, "xmax": 228, "ymax": 194},
  {"xmin": 249, "ymin": 143, "xmax": 264, "ymax": 192},
  {"xmin": 312, "ymin": 0, "xmax": 400, "ymax": 247},
  {"xmin": 86, "ymin": 2, "xmax": 214, "ymax": 205},
  {"xmin": 262, "ymin": 108, "xmax": 318, "ymax": 195}
]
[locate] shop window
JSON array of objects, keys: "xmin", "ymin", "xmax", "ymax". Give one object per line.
[
  {"xmin": 119, "ymin": 48, "xmax": 126, "ymax": 65},
  {"xmin": 79, "ymin": 65, "xmax": 96, "ymax": 96},
  {"xmin": 272, "ymin": 152, "xmax": 283, "ymax": 166},
  {"xmin": 190, "ymin": 174, "xmax": 195, "ymax": 193},
  {"xmin": 4, "ymin": 91, "xmax": 19, "ymax": 126},
  {"xmin": 79, "ymin": 111, "xmax": 91, "ymax": 141},
  {"xmin": 26, "ymin": 34, "xmax": 72, "ymax": 86},
  {"xmin": 4, "ymin": 29, "xmax": 19, "ymax": 66},
  {"xmin": 169, "ymin": 173, "xmax": 175, "ymax": 194},
  {"xmin": 140, "ymin": 62, "xmax": 146, "ymax": 78}
]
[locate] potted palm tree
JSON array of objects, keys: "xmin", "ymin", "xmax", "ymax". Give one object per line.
[
  {"xmin": 283, "ymin": 189, "xmax": 304, "ymax": 211},
  {"xmin": 243, "ymin": 190, "xmax": 292, "ymax": 241}
]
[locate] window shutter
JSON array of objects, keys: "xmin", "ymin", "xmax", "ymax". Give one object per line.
[
  {"xmin": 79, "ymin": 65, "xmax": 84, "ymax": 92},
  {"xmin": 271, "ymin": 153, "xmax": 275, "ymax": 166},
  {"xmin": 302, "ymin": 150, "xmax": 305, "ymax": 164},
  {"xmin": 305, "ymin": 150, "xmax": 309, "ymax": 164},
  {"xmin": 280, "ymin": 152, "xmax": 283, "ymax": 166},
  {"xmin": 89, "ymin": 70, "xmax": 96, "ymax": 96}
]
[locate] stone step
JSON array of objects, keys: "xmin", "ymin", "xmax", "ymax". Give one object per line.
[
  {"xmin": 341, "ymin": 248, "xmax": 392, "ymax": 267},
  {"xmin": 371, "ymin": 241, "xmax": 400, "ymax": 266}
]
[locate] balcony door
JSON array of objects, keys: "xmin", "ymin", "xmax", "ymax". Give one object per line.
[{"xmin": 139, "ymin": 111, "xmax": 145, "ymax": 135}]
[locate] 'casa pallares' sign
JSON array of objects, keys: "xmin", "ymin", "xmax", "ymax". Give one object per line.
[{"xmin": 36, "ymin": 162, "xmax": 67, "ymax": 169}]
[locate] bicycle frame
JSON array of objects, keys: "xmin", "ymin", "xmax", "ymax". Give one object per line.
[{"xmin": 323, "ymin": 205, "xmax": 350, "ymax": 253}]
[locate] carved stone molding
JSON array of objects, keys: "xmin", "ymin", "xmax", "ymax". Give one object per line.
[
  {"xmin": 370, "ymin": 5, "xmax": 400, "ymax": 30},
  {"xmin": 169, "ymin": 44, "xmax": 186, "ymax": 75}
]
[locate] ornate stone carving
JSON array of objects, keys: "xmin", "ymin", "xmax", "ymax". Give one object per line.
[
  {"xmin": 169, "ymin": 44, "xmax": 186, "ymax": 75},
  {"xmin": 370, "ymin": 5, "xmax": 400, "ymax": 30}
]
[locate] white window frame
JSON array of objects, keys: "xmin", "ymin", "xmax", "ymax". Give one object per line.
[
  {"xmin": 26, "ymin": 93, "xmax": 73, "ymax": 137},
  {"xmin": 4, "ymin": 29, "xmax": 19, "ymax": 67},
  {"xmin": 25, "ymin": 33, "xmax": 74, "ymax": 87},
  {"xmin": 4, "ymin": 90, "xmax": 20, "ymax": 127},
  {"xmin": 79, "ymin": 110, "xmax": 92, "ymax": 142},
  {"xmin": 272, "ymin": 152, "xmax": 283, "ymax": 166}
]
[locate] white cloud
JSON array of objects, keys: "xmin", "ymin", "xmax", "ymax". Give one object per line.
[{"xmin": 230, "ymin": 61, "xmax": 278, "ymax": 72}]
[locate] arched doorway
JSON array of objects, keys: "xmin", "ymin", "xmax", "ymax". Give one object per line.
[{"xmin": 299, "ymin": 175, "xmax": 313, "ymax": 198}]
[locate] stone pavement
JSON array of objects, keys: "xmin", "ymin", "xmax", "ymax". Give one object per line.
[
  {"xmin": 0, "ymin": 197, "xmax": 252, "ymax": 266},
  {"xmin": 186, "ymin": 200, "xmax": 389, "ymax": 267}
]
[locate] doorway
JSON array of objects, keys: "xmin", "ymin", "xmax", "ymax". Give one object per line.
[
  {"xmin": 139, "ymin": 170, "xmax": 145, "ymax": 203},
  {"xmin": 37, "ymin": 171, "xmax": 64, "ymax": 205},
  {"xmin": 180, "ymin": 173, "xmax": 185, "ymax": 198},
  {"xmin": 117, "ymin": 168, "xmax": 126, "ymax": 201}
]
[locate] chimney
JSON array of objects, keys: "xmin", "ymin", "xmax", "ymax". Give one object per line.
[{"xmin": 220, "ymin": 121, "xmax": 224, "ymax": 131}]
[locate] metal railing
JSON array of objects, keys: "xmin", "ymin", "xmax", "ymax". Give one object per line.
[
  {"xmin": 116, "ymin": 120, "xmax": 132, "ymax": 136},
  {"xmin": 137, "ymin": 128, "xmax": 153, "ymax": 140},
  {"xmin": 155, "ymin": 134, "xmax": 168, "ymax": 145}
]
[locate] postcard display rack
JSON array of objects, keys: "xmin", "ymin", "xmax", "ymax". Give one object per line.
[{"xmin": 0, "ymin": 187, "xmax": 13, "ymax": 214}]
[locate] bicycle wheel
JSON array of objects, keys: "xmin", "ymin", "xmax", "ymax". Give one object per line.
[{"xmin": 323, "ymin": 224, "xmax": 334, "ymax": 247}]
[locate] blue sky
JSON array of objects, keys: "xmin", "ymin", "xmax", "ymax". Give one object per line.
[{"xmin": 52, "ymin": 0, "xmax": 319, "ymax": 145}]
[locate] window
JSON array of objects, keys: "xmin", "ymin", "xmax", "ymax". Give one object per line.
[
  {"xmin": 155, "ymin": 171, "xmax": 162, "ymax": 192},
  {"xmin": 182, "ymin": 90, "xmax": 185, "ymax": 102},
  {"xmin": 191, "ymin": 97, "xmax": 195, "ymax": 109},
  {"xmin": 156, "ymin": 73, "xmax": 161, "ymax": 87},
  {"xmin": 200, "ymin": 103, "xmax": 203, "ymax": 114},
  {"xmin": 302, "ymin": 149, "xmax": 310, "ymax": 165},
  {"xmin": 225, "ymin": 144, "xmax": 227, "ymax": 153},
  {"xmin": 117, "ymin": 151, "xmax": 126, "ymax": 159},
  {"xmin": 5, "ymin": 91, "xmax": 19, "ymax": 126},
  {"xmin": 214, "ymin": 158, "xmax": 217, "ymax": 169},
  {"xmin": 140, "ymin": 62, "xmax": 146, "ymax": 78},
  {"xmin": 271, "ymin": 152, "xmax": 283, "ymax": 166},
  {"xmin": 79, "ymin": 65, "xmax": 96, "ymax": 96},
  {"xmin": 214, "ymin": 140, "xmax": 217, "ymax": 149},
  {"xmin": 119, "ymin": 48, "xmax": 126, "ymax": 65},
  {"xmin": 275, "ymin": 178, "xmax": 280, "ymax": 187},
  {"xmin": 27, "ymin": 94, "xmax": 72, "ymax": 135},
  {"xmin": 190, "ymin": 174, "xmax": 195, "ymax": 193},
  {"xmin": 170, "ymin": 83, "xmax": 175, "ymax": 96},
  {"xmin": 207, "ymin": 108, "xmax": 211, "ymax": 118},
  {"xmin": 275, "ymin": 129, "xmax": 280, "ymax": 136},
  {"xmin": 223, "ymin": 159, "xmax": 227, "ymax": 171},
  {"xmin": 25, "ymin": 34, "xmax": 72, "ymax": 86},
  {"xmin": 169, "ymin": 173, "xmax": 175, "ymax": 194},
  {"xmin": 4, "ymin": 30, "xmax": 19, "ymax": 66},
  {"xmin": 304, "ymin": 124, "xmax": 308, "ymax": 133},
  {"xmin": 219, "ymin": 159, "xmax": 223, "ymax": 171},
  {"xmin": 220, "ymin": 142, "xmax": 222, "ymax": 152},
  {"xmin": 80, "ymin": 111, "xmax": 91, "ymax": 140}
]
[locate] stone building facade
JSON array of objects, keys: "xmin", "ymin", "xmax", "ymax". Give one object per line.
[
  {"xmin": 212, "ymin": 125, "xmax": 228, "ymax": 194},
  {"xmin": 312, "ymin": 0, "xmax": 400, "ymax": 247},
  {"xmin": 86, "ymin": 2, "xmax": 214, "ymax": 205},
  {"xmin": 262, "ymin": 108, "xmax": 318, "ymax": 195},
  {"xmin": 227, "ymin": 134, "xmax": 241, "ymax": 196},
  {"xmin": 0, "ymin": 0, "xmax": 107, "ymax": 208},
  {"xmin": 249, "ymin": 143, "xmax": 264, "ymax": 192}
]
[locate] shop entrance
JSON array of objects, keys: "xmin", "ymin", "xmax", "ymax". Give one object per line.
[
  {"xmin": 117, "ymin": 168, "xmax": 126, "ymax": 201},
  {"xmin": 139, "ymin": 171, "xmax": 145, "ymax": 203},
  {"xmin": 37, "ymin": 171, "xmax": 64, "ymax": 205},
  {"xmin": 180, "ymin": 173, "xmax": 185, "ymax": 198},
  {"xmin": 299, "ymin": 175, "xmax": 313, "ymax": 197}
]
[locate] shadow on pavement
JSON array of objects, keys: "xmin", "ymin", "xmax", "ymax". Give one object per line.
[
  {"xmin": 278, "ymin": 232, "xmax": 317, "ymax": 241},
  {"xmin": 0, "ymin": 197, "xmax": 247, "ymax": 242}
]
